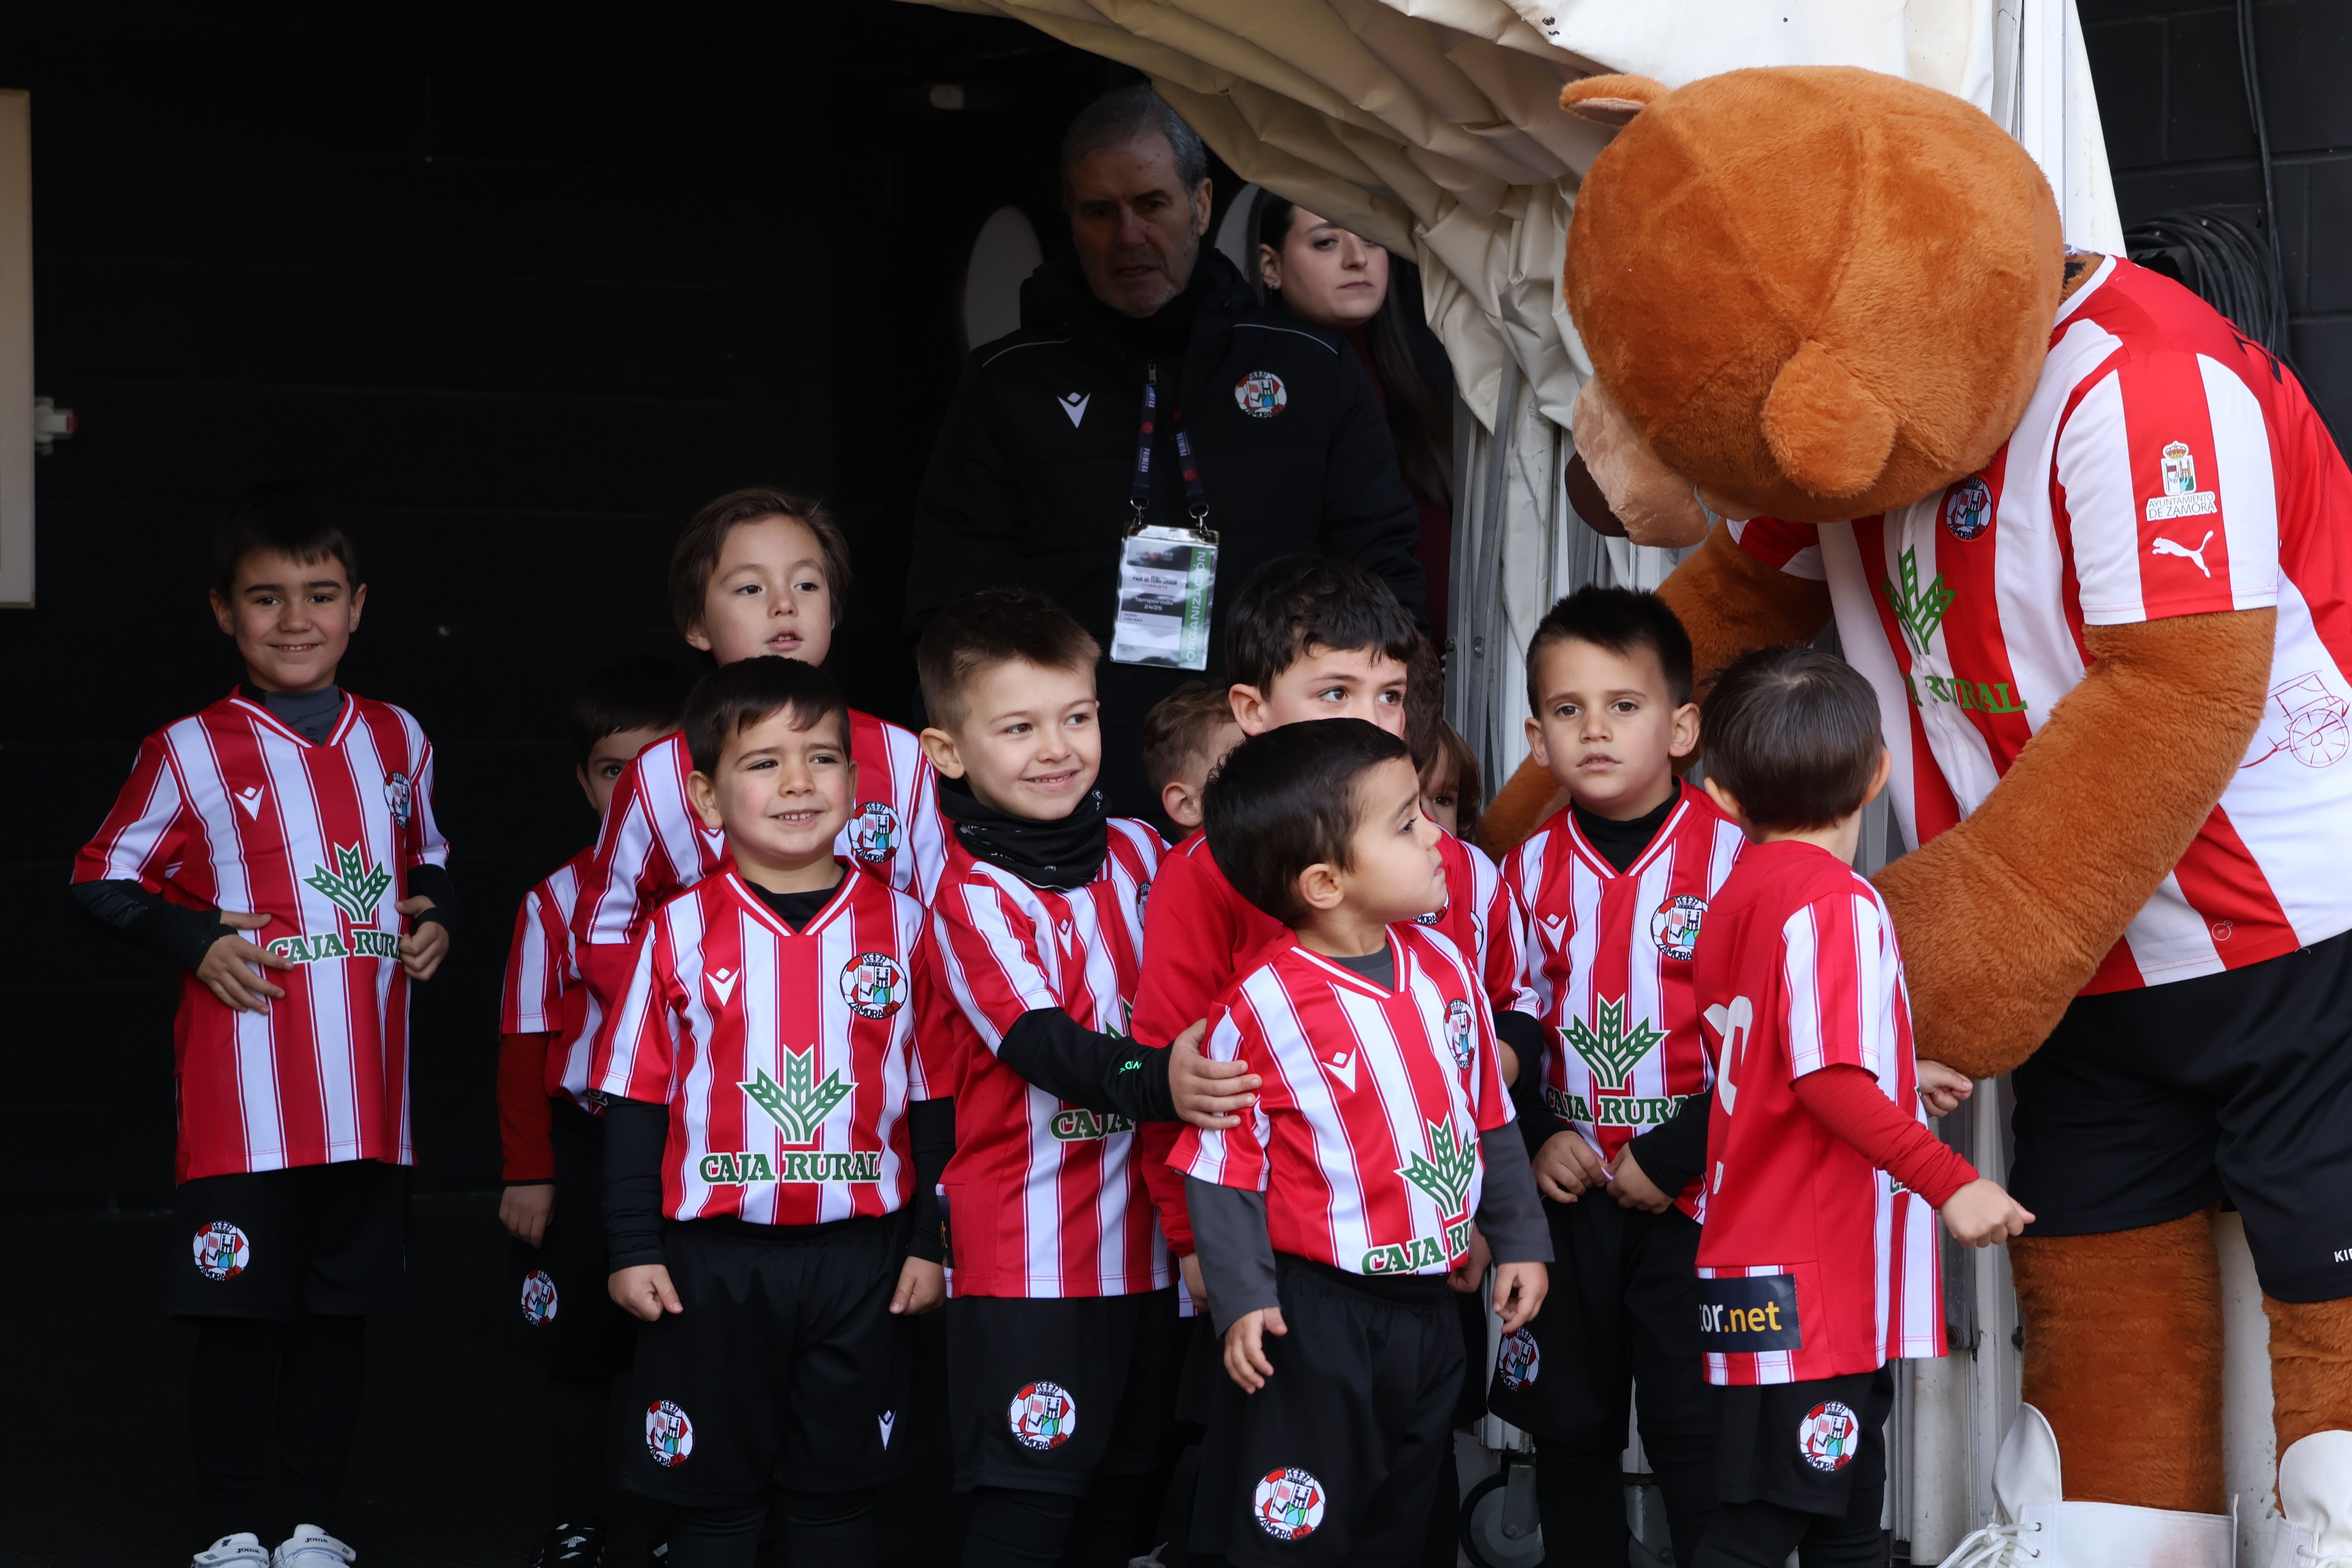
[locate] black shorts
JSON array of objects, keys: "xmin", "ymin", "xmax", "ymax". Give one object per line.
[
  {"xmin": 1190, "ymin": 1255, "xmax": 1464, "ymax": 1568},
  {"xmin": 170, "ymin": 1158, "xmax": 410, "ymax": 1320},
  {"xmin": 1713, "ymin": 1366, "xmax": 1893, "ymax": 1517},
  {"xmin": 946, "ymin": 1286, "xmax": 1181, "ymax": 1495},
  {"xmin": 508, "ymin": 1098, "xmax": 637, "ymax": 1381},
  {"xmin": 624, "ymin": 1212, "xmax": 916, "ymax": 1506},
  {"xmin": 2010, "ymin": 927, "xmax": 2352, "ymax": 1302},
  {"xmin": 1486, "ymin": 1195, "xmax": 1712, "ymax": 1455}
]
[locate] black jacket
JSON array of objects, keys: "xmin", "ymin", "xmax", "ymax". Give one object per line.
[{"xmin": 907, "ymin": 249, "xmax": 1425, "ymax": 818}]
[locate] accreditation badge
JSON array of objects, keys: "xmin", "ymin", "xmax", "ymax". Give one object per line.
[{"xmin": 1109, "ymin": 522, "xmax": 1218, "ymax": 670}]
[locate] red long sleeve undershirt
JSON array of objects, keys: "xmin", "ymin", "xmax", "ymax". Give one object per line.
[
  {"xmin": 1789, "ymin": 1064, "xmax": 1976, "ymax": 1208},
  {"xmin": 497, "ymin": 1031, "xmax": 557, "ymax": 1184}
]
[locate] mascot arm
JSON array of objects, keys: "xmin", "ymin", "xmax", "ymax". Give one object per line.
[
  {"xmin": 1875, "ymin": 608, "xmax": 2274, "ymax": 1078},
  {"xmin": 1477, "ymin": 521, "xmax": 1833, "ymax": 856}
]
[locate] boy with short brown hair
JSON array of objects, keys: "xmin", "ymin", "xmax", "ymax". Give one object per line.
[{"xmin": 1141, "ymin": 679, "xmax": 1243, "ymax": 838}]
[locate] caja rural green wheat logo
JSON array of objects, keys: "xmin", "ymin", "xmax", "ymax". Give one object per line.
[
  {"xmin": 697, "ymin": 1049, "xmax": 881, "ymax": 1185},
  {"xmin": 1362, "ymin": 1120, "xmax": 1479, "ymax": 1274},
  {"xmin": 263, "ymin": 842, "xmax": 402, "ymax": 964}
]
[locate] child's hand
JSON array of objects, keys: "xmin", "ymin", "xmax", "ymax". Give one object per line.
[
  {"xmin": 1940, "ymin": 1179, "xmax": 2034, "ymax": 1247},
  {"xmin": 1447, "ymin": 1226, "xmax": 1492, "ymax": 1294},
  {"xmin": 1531, "ymin": 1131, "xmax": 1607, "ymax": 1203},
  {"xmin": 891, "ymin": 1257, "xmax": 946, "ymax": 1317},
  {"xmin": 197, "ymin": 913, "xmax": 293, "ymax": 1013},
  {"xmin": 1491, "ymin": 1261, "xmax": 1548, "ymax": 1334},
  {"xmin": 397, "ymin": 897, "xmax": 450, "ymax": 980},
  {"xmin": 1497, "ymin": 1040, "xmax": 1521, "ymax": 1086},
  {"xmin": 1179, "ymin": 1251, "xmax": 1209, "ymax": 1315},
  {"xmin": 499, "ymin": 1183, "xmax": 554, "ymax": 1247},
  {"xmin": 1223, "ymin": 1306, "xmax": 1287, "ymax": 1392},
  {"xmin": 1172, "ymin": 1018, "xmax": 1262, "ymax": 1130},
  {"xmin": 1915, "ymin": 1059, "xmax": 1973, "ymax": 1118},
  {"xmin": 610, "ymin": 1263, "xmax": 684, "ymax": 1321},
  {"xmin": 1606, "ymin": 1147, "xmax": 1673, "ymax": 1212}
]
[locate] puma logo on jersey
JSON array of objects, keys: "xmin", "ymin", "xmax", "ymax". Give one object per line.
[
  {"xmin": 2151, "ymin": 531, "xmax": 2214, "ymax": 577},
  {"xmin": 707, "ymin": 967, "xmax": 739, "ymax": 1005},
  {"xmin": 1057, "ymin": 391, "xmax": 1090, "ymax": 428},
  {"xmin": 1321, "ymin": 1049, "xmax": 1358, "ymax": 1092},
  {"xmin": 233, "ymin": 786, "xmax": 265, "ymax": 820}
]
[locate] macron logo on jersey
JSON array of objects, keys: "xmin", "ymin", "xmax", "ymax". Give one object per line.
[
  {"xmin": 1321, "ymin": 1048, "xmax": 1358, "ymax": 1092},
  {"xmin": 707, "ymin": 967, "xmax": 739, "ymax": 1005},
  {"xmin": 233, "ymin": 786, "xmax": 265, "ymax": 820},
  {"xmin": 1539, "ymin": 913, "xmax": 1567, "ymax": 948},
  {"xmin": 1058, "ymin": 392, "xmax": 1090, "ymax": 428}
]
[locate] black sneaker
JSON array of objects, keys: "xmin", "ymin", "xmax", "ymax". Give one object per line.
[{"xmin": 531, "ymin": 1523, "xmax": 605, "ymax": 1567}]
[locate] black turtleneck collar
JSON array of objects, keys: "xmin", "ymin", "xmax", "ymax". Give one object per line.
[
  {"xmin": 241, "ymin": 682, "xmax": 343, "ymax": 745},
  {"xmin": 936, "ymin": 776, "xmax": 1110, "ymax": 891},
  {"xmin": 1022, "ymin": 247, "xmax": 1251, "ymax": 370},
  {"xmin": 1571, "ymin": 779, "xmax": 1684, "ymax": 876}
]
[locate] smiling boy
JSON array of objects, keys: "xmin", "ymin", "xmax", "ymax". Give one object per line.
[
  {"xmin": 590, "ymin": 658, "xmax": 947, "ymax": 1568},
  {"xmin": 73, "ymin": 485, "xmax": 451, "ymax": 1568}
]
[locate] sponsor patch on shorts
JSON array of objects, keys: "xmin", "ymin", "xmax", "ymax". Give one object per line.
[
  {"xmin": 518, "ymin": 1268, "xmax": 559, "ymax": 1326},
  {"xmin": 645, "ymin": 1399, "xmax": 694, "ymax": 1467},
  {"xmin": 1007, "ymin": 1379, "xmax": 1077, "ymax": 1451},
  {"xmin": 1798, "ymin": 1400, "xmax": 1861, "ymax": 1472},
  {"xmin": 1497, "ymin": 1326, "xmax": 1541, "ymax": 1390},
  {"xmin": 192, "ymin": 1220, "xmax": 251, "ymax": 1281}
]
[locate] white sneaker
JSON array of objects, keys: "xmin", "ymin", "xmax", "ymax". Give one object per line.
[
  {"xmin": 193, "ymin": 1535, "xmax": 272, "ymax": 1568},
  {"xmin": 2271, "ymin": 1430, "xmax": 2352, "ymax": 1568},
  {"xmin": 272, "ymin": 1524, "xmax": 358, "ymax": 1568},
  {"xmin": 1936, "ymin": 1404, "xmax": 2232, "ymax": 1568}
]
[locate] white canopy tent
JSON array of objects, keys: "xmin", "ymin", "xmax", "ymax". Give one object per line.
[{"xmin": 899, "ymin": 1, "xmax": 2274, "ymax": 1556}]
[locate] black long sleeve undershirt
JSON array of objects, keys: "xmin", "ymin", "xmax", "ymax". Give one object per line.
[
  {"xmin": 73, "ymin": 860, "xmax": 457, "ymax": 974},
  {"xmin": 997, "ymin": 1009, "xmax": 1176, "ymax": 1125},
  {"xmin": 602, "ymin": 1097, "xmax": 672, "ymax": 1269},
  {"xmin": 906, "ymin": 1098, "xmax": 955, "ymax": 1264},
  {"xmin": 1623, "ymin": 1086, "xmax": 1712, "ymax": 1199}
]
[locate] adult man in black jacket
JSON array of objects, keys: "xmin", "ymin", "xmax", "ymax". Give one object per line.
[{"xmin": 908, "ymin": 86, "xmax": 1425, "ymax": 821}]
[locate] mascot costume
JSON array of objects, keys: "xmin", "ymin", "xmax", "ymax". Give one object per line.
[{"xmin": 1477, "ymin": 66, "xmax": 2352, "ymax": 1564}]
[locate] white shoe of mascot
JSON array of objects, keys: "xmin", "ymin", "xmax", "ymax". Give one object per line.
[
  {"xmin": 1938, "ymin": 1405, "xmax": 2231, "ymax": 1568},
  {"xmin": 2272, "ymin": 1429, "xmax": 2352, "ymax": 1568}
]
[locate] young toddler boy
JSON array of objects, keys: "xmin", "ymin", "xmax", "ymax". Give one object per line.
[
  {"xmin": 1689, "ymin": 646, "xmax": 2030, "ymax": 1568},
  {"xmin": 1172, "ymin": 718, "xmax": 1551, "ymax": 1565},
  {"xmin": 913, "ymin": 588, "xmax": 1198, "ymax": 1566},
  {"xmin": 1483, "ymin": 586, "xmax": 1744, "ymax": 1567},
  {"xmin": 1142, "ymin": 679, "xmax": 1244, "ymax": 840},
  {"xmin": 570, "ymin": 487, "xmax": 946, "ymax": 1016},
  {"xmin": 73, "ymin": 485, "xmax": 452, "ymax": 1568},
  {"xmin": 496, "ymin": 653, "xmax": 693, "ymax": 1568},
  {"xmin": 591, "ymin": 657, "xmax": 949, "ymax": 1568}
]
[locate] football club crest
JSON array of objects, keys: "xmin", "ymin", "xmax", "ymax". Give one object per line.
[
  {"xmin": 192, "ymin": 1221, "xmax": 251, "ymax": 1282},
  {"xmin": 1235, "ymin": 370, "xmax": 1287, "ymax": 418},
  {"xmin": 1252, "ymin": 1467, "xmax": 1328, "ymax": 1541},
  {"xmin": 519, "ymin": 1269, "xmax": 559, "ymax": 1326},
  {"xmin": 1414, "ymin": 904, "xmax": 1445, "ymax": 927},
  {"xmin": 1497, "ymin": 1327, "xmax": 1541, "ymax": 1391},
  {"xmin": 1651, "ymin": 894, "xmax": 1706, "ymax": 962},
  {"xmin": 1007, "ymin": 1380, "xmax": 1078, "ymax": 1451},
  {"xmin": 1942, "ymin": 475, "xmax": 1992, "ymax": 541},
  {"xmin": 849, "ymin": 801, "xmax": 901, "ymax": 864},
  {"xmin": 1444, "ymin": 998, "xmax": 1475, "ymax": 1070},
  {"xmin": 841, "ymin": 952, "xmax": 907, "ymax": 1019},
  {"xmin": 2161, "ymin": 440, "xmax": 2197, "ymax": 495},
  {"xmin": 1798, "ymin": 1400, "xmax": 1861, "ymax": 1473},
  {"xmin": 646, "ymin": 1399, "xmax": 695, "ymax": 1466},
  {"xmin": 383, "ymin": 771, "xmax": 413, "ymax": 827}
]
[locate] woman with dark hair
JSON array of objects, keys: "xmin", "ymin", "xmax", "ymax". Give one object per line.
[{"xmin": 1256, "ymin": 193, "xmax": 1457, "ymax": 650}]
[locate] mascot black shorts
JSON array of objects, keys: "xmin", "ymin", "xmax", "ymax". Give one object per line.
[{"xmin": 2011, "ymin": 926, "xmax": 2352, "ymax": 1302}]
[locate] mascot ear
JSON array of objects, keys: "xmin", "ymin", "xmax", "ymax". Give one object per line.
[
  {"xmin": 1760, "ymin": 341, "xmax": 1898, "ymax": 499},
  {"xmin": 1559, "ymin": 74, "xmax": 1669, "ymax": 126}
]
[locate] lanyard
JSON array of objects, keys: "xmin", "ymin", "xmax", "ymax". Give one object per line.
[{"xmin": 1129, "ymin": 361, "xmax": 1210, "ymax": 532}]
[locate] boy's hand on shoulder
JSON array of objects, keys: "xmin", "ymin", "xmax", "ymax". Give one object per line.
[
  {"xmin": 197, "ymin": 913, "xmax": 293, "ymax": 1013},
  {"xmin": 1605, "ymin": 1147, "xmax": 1673, "ymax": 1212},
  {"xmin": 1940, "ymin": 1178, "xmax": 2034, "ymax": 1248},
  {"xmin": 1172, "ymin": 1018, "xmax": 1261, "ymax": 1129},
  {"xmin": 891, "ymin": 1256, "xmax": 947, "ymax": 1317},
  {"xmin": 1447, "ymin": 1226, "xmax": 1492, "ymax": 1294},
  {"xmin": 1491, "ymin": 1261, "xmax": 1547, "ymax": 1335},
  {"xmin": 1223, "ymin": 1306, "xmax": 1287, "ymax": 1392},
  {"xmin": 499, "ymin": 1183, "xmax": 554, "ymax": 1247},
  {"xmin": 397, "ymin": 897, "xmax": 449, "ymax": 980},
  {"xmin": 1531, "ymin": 1131, "xmax": 1606, "ymax": 1203},
  {"xmin": 610, "ymin": 1263, "xmax": 684, "ymax": 1321},
  {"xmin": 1915, "ymin": 1059, "xmax": 1973, "ymax": 1118}
]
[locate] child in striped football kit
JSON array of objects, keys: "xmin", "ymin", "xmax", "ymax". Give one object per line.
[
  {"xmin": 1173, "ymin": 718, "xmax": 1551, "ymax": 1567},
  {"xmin": 1688, "ymin": 646, "xmax": 2029, "ymax": 1568},
  {"xmin": 913, "ymin": 588, "xmax": 1203, "ymax": 1566},
  {"xmin": 591, "ymin": 657, "xmax": 951, "ymax": 1568},
  {"xmin": 494, "ymin": 653, "xmax": 692, "ymax": 1568},
  {"xmin": 73, "ymin": 487, "xmax": 450, "ymax": 1568}
]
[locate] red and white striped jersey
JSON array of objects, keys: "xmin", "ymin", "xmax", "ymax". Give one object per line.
[
  {"xmin": 921, "ymin": 820, "xmax": 1167, "ymax": 1298},
  {"xmin": 588, "ymin": 868, "xmax": 937, "ymax": 1224},
  {"xmin": 1501, "ymin": 781, "xmax": 1745, "ymax": 1216},
  {"xmin": 569, "ymin": 712, "xmax": 945, "ymax": 1007},
  {"xmin": 498, "ymin": 849, "xmax": 609, "ymax": 1106},
  {"xmin": 74, "ymin": 690, "xmax": 448, "ymax": 1181},
  {"xmin": 1733, "ymin": 257, "xmax": 2352, "ymax": 993},
  {"xmin": 1172, "ymin": 925, "xmax": 1515, "ymax": 1278},
  {"xmin": 1692, "ymin": 840, "xmax": 1944, "ymax": 1385}
]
